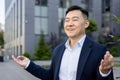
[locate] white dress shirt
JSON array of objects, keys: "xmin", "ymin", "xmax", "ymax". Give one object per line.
[{"xmin": 59, "ymin": 35, "xmax": 86, "ymax": 80}]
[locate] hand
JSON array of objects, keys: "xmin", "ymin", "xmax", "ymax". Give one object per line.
[
  {"xmin": 12, "ymin": 55, "xmax": 30, "ymax": 67},
  {"xmin": 99, "ymin": 51, "xmax": 114, "ymax": 74}
]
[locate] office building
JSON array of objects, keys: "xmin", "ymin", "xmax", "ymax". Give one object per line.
[{"xmin": 4, "ymin": 0, "xmax": 120, "ymax": 58}]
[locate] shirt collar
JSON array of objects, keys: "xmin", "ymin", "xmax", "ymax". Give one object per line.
[{"xmin": 65, "ymin": 35, "xmax": 86, "ymax": 49}]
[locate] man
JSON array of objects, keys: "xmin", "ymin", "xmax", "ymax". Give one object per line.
[{"xmin": 12, "ymin": 5, "xmax": 114, "ymax": 80}]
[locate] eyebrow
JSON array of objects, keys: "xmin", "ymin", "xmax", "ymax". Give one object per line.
[
  {"xmin": 72, "ymin": 16, "xmax": 79, "ymax": 19},
  {"xmin": 65, "ymin": 16, "xmax": 79, "ymax": 19}
]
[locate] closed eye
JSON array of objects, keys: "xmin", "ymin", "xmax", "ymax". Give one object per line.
[
  {"xmin": 65, "ymin": 19, "xmax": 69, "ymax": 22},
  {"xmin": 73, "ymin": 18, "xmax": 78, "ymax": 21}
]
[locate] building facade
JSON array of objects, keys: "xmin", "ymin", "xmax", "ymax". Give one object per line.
[{"xmin": 4, "ymin": 0, "xmax": 120, "ymax": 58}]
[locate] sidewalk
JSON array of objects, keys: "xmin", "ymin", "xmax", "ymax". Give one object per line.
[
  {"xmin": 0, "ymin": 60, "xmax": 42, "ymax": 80},
  {"xmin": 114, "ymin": 57, "xmax": 120, "ymax": 80},
  {"xmin": 0, "ymin": 59, "xmax": 120, "ymax": 80}
]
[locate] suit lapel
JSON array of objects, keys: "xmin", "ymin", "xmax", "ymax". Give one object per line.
[
  {"xmin": 54, "ymin": 44, "xmax": 66, "ymax": 80},
  {"xmin": 76, "ymin": 36, "xmax": 93, "ymax": 80}
]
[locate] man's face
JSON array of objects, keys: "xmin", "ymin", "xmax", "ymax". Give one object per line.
[{"xmin": 64, "ymin": 10, "xmax": 89, "ymax": 39}]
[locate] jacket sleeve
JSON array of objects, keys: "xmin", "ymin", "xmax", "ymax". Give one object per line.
[
  {"xmin": 25, "ymin": 61, "xmax": 53, "ymax": 80},
  {"xmin": 96, "ymin": 46, "xmax": 114, "ymax": 80},
  {"xmin": 97, "ymin": 68, "xmax": 114, "ymax": 80}
]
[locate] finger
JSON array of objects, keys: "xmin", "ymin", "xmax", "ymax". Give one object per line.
[
  {"xmin": 104, "ymin": 53, "xmax": 114, "ymax": 69},
  {"xmin": 109, "ymin": 54, "xmax": 114, "ymax": 67},
  {"xmin": 103, "ymin": 51, "xmax": 111, "ymax": 66},
  {"xmin": 12, "ymin": 55, "xmax": 21, "ymax": 64},
  {"xmin": 100, "ymin": 59, "xmax": 105, "ymax": 67},
  {"xmin": 104, "ymin": 51, "xmax": 110, "ymax": 61},
  {"xmin": 12, "ymin": 55, "xmax": 18, "ymax": 62},
  {"xmin": 17, "ymin": 56, "xmax": 26, "ymax": 61},
  {"xmin": 12, "ymin": 55, "xmax": 16, "ymax": 60}
]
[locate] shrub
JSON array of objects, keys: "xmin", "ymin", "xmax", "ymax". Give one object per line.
[
  {"xmin": 34, "ymin": 31, "xmax": 52, "ymax": 60},
  {"xmin": 110, "ymin": 46, "xmax": 119, "ymax": 57},
  {"xmin": 23, "ymin": 52, "xmax": 31, "ymax": 59},
  {"xmin": 86, "ymin": 19, "xmax": 98, "ymax": 34}
]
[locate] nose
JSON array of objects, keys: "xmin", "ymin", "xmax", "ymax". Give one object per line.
[{"xmin": 68, "ymin": 21, "xmax": 74, "ymax": 27}]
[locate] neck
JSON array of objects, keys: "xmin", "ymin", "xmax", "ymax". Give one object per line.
[{"xmin": 69, "ymin": 35, "xmax": 85, "ymax": 48}]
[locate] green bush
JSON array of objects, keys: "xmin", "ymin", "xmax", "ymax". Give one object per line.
[
  {"xmin": 23, "ymin": 52, "xmax": 31, "ymax": 59},
  {"xmin": 110, "ymin": 46, "xmax": 119, "ymax": 57},
  {"xmin": 34, "ymin": 31, "xmax": 52, "ymax": 60},
  {"xmin": 86, "ymin": 19, "xmax": 98, "ymax": 34}
]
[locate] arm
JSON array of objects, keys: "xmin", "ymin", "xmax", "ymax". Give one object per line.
[
  {"xmin": 25, "ymin": 61, "xmax": 53, "ymax": 80},
  {"xmin": 12, "ymin": 55, "xmax": 53, "ymax": 80}
]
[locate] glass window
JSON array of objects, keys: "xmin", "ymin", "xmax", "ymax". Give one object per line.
[
  {"xmin": 41, "ymin": 0, "xmax": 47, "ymax": 6},
  {"xmin": 59, "ymin": 0, "xmax": 70, "ymax": 35},
  {"xmin": 34, "ymin": 0, "xmax": 48, "ymax": 35},
  {"xmin": 35, "ymin": 6, "xmax": 41, "ymax": 16},
  {"xmin": 35, "ymin": 0, "xmax": 40, "ymax": 5},
  {"xmin": 34, "ymin": 17, "xmax": 41, "ymax": 34},
  {"xmin": 35, "ymin": 0, "xmax": 47, "ymax": 6},
  {"xmin": 20, "ymin": 45, "xmax": 22, "ymax": 55},
  {"xmin": 34, "ymin": 17, "xmax": 48, "ymax": 34},
  {"xmin": 41, "ymin": 18, "xmax": 48, "ymax": 34},
  {"xmin": 41, "ymin": 6, "xmax": 48, "ymax": 17},
  {"xmin": 59, "ymin": 0, "xmax": 70, "ymax": 8}
]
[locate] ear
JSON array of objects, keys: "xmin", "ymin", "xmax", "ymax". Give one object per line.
[{"xmin": 85, "ymin": 20, "xmax": 89, "ymax": 29}]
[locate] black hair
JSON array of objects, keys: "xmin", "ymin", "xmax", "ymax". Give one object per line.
[{"xmin": 66, "ymin": 5, "xmax": 89, "ymax": 19}]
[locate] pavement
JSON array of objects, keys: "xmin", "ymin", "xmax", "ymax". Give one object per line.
[
  {"xmin": 114, "ymin": 57, "xmax": 120, "ymax": 80},
  {"xmin": 0, "ymin": 58, "xmax": 120, "ymax": 80}
]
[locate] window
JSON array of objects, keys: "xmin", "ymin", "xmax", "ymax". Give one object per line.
[
  {"xmin": 34, "ymin": 17, "xmax": 41, "ymax": 34},
  {"xmin": 41, "ymin": 18, "xmax": 48, "ymax": 34},
  {"xmin": 34, "ymin": 0, "xmax": 48, "ymax": 35},
  {"xmin": 35, "ymin": 0, "xmax": 47, "ymax": 6},
  {"xmin": 59, "ymin": 0, "xmax": 70, "ymax": 35},
  {"xmin": 35, "ymin": 0, "xmax": 40, "ymax": 5},
  {"xmin": 59, "ymin": 0, "xmax": 70, "ymax": 8},
  {"xmin": 35, "ymin": 6, "xmax": 41, "ymax": 16}
]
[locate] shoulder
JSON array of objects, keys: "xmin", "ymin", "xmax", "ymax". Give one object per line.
[
  {"xmin": 85, "ymin": 36, "xmax": 107, "ymax": 56},
  {"xmin": 54, "ymin": 42, "xmax": 66, "ymax": 51},
  {"xmin": 85, "ymin": 36, "xmax": 107, "ymax": 57},
  {"xmin": 86, "ymin": 36, "xmax": 106, "ymax": 49},
  {"xmin": 52, "ymin": 42, "xmax": 65, "ymax": 55}
]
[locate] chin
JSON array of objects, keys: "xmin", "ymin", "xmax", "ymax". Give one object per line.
[{"xmin": 68, "ymin": 35, "xmax": 75, "ymax": 38}]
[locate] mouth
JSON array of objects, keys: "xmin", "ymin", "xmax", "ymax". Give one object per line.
[{"xmin": 67, "ymin": 28, "xmax": 75, "ymax": 33}]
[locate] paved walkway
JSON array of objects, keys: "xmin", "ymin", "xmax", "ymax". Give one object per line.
[
  {"xmin": 114, "ymin": 57, "xmax": 120, "ymax": 80},
  {"xmin": 0, "ymin": 59, "xmax": 120, "ymax": 80},
  {"xmin": 0, "ymin": 60, "xmax": 41, "ymax": 80}
]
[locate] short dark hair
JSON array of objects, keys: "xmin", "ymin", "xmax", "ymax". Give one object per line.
[{"xmin": 66, "ymin": 5, "xmax": 89, "ymax": 19}]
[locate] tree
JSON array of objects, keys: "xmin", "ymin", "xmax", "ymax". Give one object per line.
[
  {"xmin": 34, "ymin": 31, "xmax": 52, "ymax": 60},
  {"xmin": 112, "ymin": 14, "xmax": 120, "ymax": 24},
  {"xmin": 109, "ymin": 15, "xmax": 120, "ymax": 44},
  {"xmin": 106, "ymin": 15, "xmax": 120, "ymax": 57}
]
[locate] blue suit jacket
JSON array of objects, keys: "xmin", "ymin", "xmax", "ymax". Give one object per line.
[{"xmin": 26, "ymin": 36, "xmax": 114, "ymax": 80}]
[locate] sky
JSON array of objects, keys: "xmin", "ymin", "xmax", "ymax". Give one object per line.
[{"xmin": 0, "ymin": 0, "xmax": 5, "ymax": 25}]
